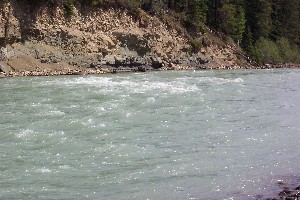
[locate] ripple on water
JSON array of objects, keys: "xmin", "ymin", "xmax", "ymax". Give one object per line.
[{"xmin": 1, "ymin": 70, "xmax": 300, "ymax": 200}]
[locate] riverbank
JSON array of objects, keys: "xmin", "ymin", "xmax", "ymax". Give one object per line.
[
  {"xmin": 1, "ymin": 60, "xmax": 300, "ymax": 78},
  {"xmin": 0, "ymin": 0, "xmax": 254, "ymax": 78},
  {"xmin": 1, "ymin": 1, "xmax": 300, "ymax": 79},
  {"xmin": 257, "ymin": 176, "xmax": 300, "ymax": 200},
  {"xmin": 275, "ymin": 184, "xmax": 300, "ymax": 199}
]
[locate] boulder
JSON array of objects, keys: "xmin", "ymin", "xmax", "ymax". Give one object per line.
[
  {"xmin": 151, "ymin": 56, "xmax": 163, "ymax": 69},
  {"xmin": 98, "ymin": 34, "xmax": 116, "ymax": 49},
  {"xmin": 0, "ymin": 63, "xmax": 9, "ymax": 73},
  {"xmin": 113, "ymin": 31, "xmax": 151, "ymax": 56},
  {"xmin": 0, "ymin": 47, "xmax": 8, "ymax": 61},
  {"xmin": 114, "ymin": 55, "xmax": 126, "ymax": 65},
  {"xmin": 103, "ymin": 55, "xmax": 115, "ymax": 65}
]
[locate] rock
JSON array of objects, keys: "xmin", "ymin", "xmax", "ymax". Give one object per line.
[
  {"xmin": 98, "ymin": 34, "xmax": 116, "ymax": 49},
  {"xmin": 101, "ymin": 68, "xmax": 110, "ymax": 73},
  {"xmin": 137, "ymin": 66, "xmax": 146, "ymax": 72},
  {"xmin": 151, "ymin": 56, "xmax": 163, "ymax": 69},
  {"xmin": 0, "ymin": 64, "xmax": 8, "ymax": 73},
  {"xmin": 87, "ymin": 42, "xmax": 98, "ymax": 53},
  {"xmin": 72, "ymin": 71, "xmax": 85, "ymax": 75},
  {"xmin": 99, "ymin": 48, "xmax": 111, "ymax": 57},
  {"xmin": 0, "ymin": 47, "xmax": 7, "ymax": 61},
  {"xmin": 285, "ymin": 197, "xmax": 295, "ymax": 200},
  {"xmin": 103, "ymin": 55, "xmax": 115, "ymax": 65},
  {"xmin": 169, "ymin": 63, "xmax": 176, "ymax": 70},
  {"xmin": 114, "ymin": 55, "xmax": 126, "ymax": 65},
  {"xmin": 202, "ymin": 37, "xmax": 212, "ymax": 47},
  {"xmin": 113, "ymin": 31, "xmax": 151, "ymax": 56}
]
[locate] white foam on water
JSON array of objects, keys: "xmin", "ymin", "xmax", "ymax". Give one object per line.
[
  {"xmin": 48, "ymin": 131, "xmax": 65, "ymax": 137},
  {"xmin": 233, "ymin": 78, "xmax": 244, "ymax": 83},
  {"xmin": 36, "ymin": 168, "xmax": 52, "ymax": 173},
  {"xmin": 16, "ymin": 129, "xmax": 34, "ymax": 138},
  {"xmin": 198, "ymin": 77, "xmax": 244, "ymax": 84},
  {"xmin": 134, "ymin": 81, "xmax": 200, "ymax": 94},
  {"xmin": 81, "ymin": 118, "xmax": 98, "ymax": 128},
  {"xmin": 147, "ymin": 97, "xmax": 156, "ymax": 103},
  {"xmin": 41, "ymin": 76, "xmax": 200, "ymax": 95},
  {"xmin": 48, "ymin": 110, "xmax": 65, "ymax": 116},
  {"xmin": 59, "ymin": 165, "xmax": 72, "ymax": 170}
]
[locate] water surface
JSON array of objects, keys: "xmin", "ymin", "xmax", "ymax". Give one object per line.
[{"xmin": 1, "ymin": 69, "xmax": 300, "ymax": 199}]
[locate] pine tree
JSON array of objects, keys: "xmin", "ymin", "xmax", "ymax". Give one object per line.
[
  {"xmin": 256, "ymin": 0, "xmax": 272, "ymax": 39},
  {"xmin": 242, "ymin": 26, "xmax": 255, "ymax": 56},
  {"xmin": 188, "ymin": 0, "xmax": 208, "ymax": 32},
  {"xmin": 218, "ymin": 2, "xmax": 245, "ymax": 44},
  {"xmin": 206, "ymin": 0, "xmax": 221, "ymax": 30}
]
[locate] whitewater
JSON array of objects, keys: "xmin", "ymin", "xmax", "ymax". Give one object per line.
[{"xmin": 1, "ymin": 69, "xmax": 300, "ymax": 199}]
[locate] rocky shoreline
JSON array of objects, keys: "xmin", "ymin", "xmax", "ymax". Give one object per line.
[
  {"xmin": 258, "ymin": 178, "xmax": 300, "ymax": 200},
  {"xmin": 1, "ymin": 1, "xmax": 299, "ymax": 79},
  {"xmin": 1, "ymin": 61, "xmax": 300, "ymax": 78},
  {"xmin": 274, "ymin": 185, "xmax": 300, "ymax": 200}
]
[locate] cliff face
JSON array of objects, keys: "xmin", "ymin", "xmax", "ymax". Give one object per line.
[{"xmin": 0, "ymin": 0, "xmax": 249, "ymax": 75}]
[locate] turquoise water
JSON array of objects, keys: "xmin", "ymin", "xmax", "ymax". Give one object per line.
[{"xmin": 1, "ymin": 69, "xmax": 300, "ymax": 200}]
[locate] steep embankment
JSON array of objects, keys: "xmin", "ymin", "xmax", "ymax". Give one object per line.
[{"xmin": 0, "ymin": 0, "xmax": 251, "ymax": 77}]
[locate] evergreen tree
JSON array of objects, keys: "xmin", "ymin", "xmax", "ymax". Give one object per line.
[
  {"xmin": 187, "ymin": 0, "xmax": 208, "ymax": 32},
  {"xmin": 283, "ymin": 0, "xmax": 299, "ymax": 44},
  {"xmin": 256, "ymin": 0, "xmax": 272, "ymax": 39},
  {"xmin": 242, "ymin": 26, "xmax": 255, "ymax": 56},
  {"xmin": 218, "ymin": 2, "xmax": 245, "ymax": 44},
  {"xmin": 206, "ymin": 0, "xmax": 221, "ymax": 30}
]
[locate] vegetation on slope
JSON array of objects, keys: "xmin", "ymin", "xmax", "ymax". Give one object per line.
[{"xmin": 1, "ymin": 0, "xmax": 300, "ymax": 64}]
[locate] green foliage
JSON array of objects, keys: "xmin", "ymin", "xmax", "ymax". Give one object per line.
[
  {"xmin": 256, "ymin": 0, "xmax": 272, "ymax": 39},
  {"xmin": 276, "ymin": 37, "xmax": 300, "ymax": 63},
  {"xmin": 190, "ymin": 38, "xmax": 202, "ymax": 53},
  {"xmin": 90, "ymin": 0, "xmax": 97, "ymax": 6},
  {"xmin": 63, "ymin": 0, "xmax": 75, "ymax": 17},
  {"xmin": 109, "ymin": 0, "xmax": 141, "ymax": 18},
  {"xmin": 234, "ymin": 6, "xmax": 245, "ymax": 43},
  {"xmin": 218, "ymin": 3, "xmax": 245, "ymax": 43},
  {"xmin": 271, "ymin": 0, "xmax": 300, "ymax": 45},
  {"xmin": 167, "ymin": 0, "xmax": 207, "ymax": 33},
  {"xmin": 254, "ymin": 37, "xmax": 300, "ymax": 64},
  {"xmin": 254, "ymin": 38, "xmax": 281, "ymax": 64},
  {"xmin": 0, "ymin": 0, "xmax": 9, "ymax": 7},
  {"xmin": 241, "ymin": 26, "xmax": 255, "ymax": 56},
  {"xmin": 0, "ymin": 0, "xmax": 9, "ymax": 3},
  {"xmin": 188, "ymin": 0, "xmax": 208, "ymax": 32},
  {"xmin": 89, "ymin": 0, "xmax": 107, "ymax": 6}
]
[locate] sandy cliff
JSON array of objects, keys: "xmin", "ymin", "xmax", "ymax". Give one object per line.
[{"xmin": 0, "ymin": 0, "xmax": 251, "ymax": 76}]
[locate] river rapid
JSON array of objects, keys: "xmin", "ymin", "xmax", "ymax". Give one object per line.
[{"xmin": 1, "ymin": 69, "xmax": 300, "ymax": 200}]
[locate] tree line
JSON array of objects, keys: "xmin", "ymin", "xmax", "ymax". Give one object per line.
[
  {"xmin": 65, "ymin": 0, "xmax": 300, "ymax": 63},
  {"xmin": 160, "ymin": 0, "xmax": 300, "ymax": 64}
]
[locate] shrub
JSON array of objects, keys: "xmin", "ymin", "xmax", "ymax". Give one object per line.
[
  {"xmin": 190, "ymin": 38, "xmax": 202, "ymax": 53},
  {"xmin": 254, "ymin": 37, "xmax": 281, "ymax": 64},
  {"xmin": 276, "ymin": 37, "xmax": 300, "ymax": 63},
  {"xmin": 63, "ymin": 0, "xmax": 74, "ymax": 17}
]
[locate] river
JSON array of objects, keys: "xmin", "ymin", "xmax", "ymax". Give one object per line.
[{"xmin": 1, "ymin": 69, "xmax": 300, "ymax": 199}]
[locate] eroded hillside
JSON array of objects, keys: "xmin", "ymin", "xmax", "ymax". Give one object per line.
[{"xmin": 0, "ymin": 0, "xmax": 250, "ymax": 76}]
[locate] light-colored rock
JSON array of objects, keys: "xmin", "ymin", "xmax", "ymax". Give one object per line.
[{"xmin": 0, "ymin": 1, "xmax": 251, "ymax": 75}]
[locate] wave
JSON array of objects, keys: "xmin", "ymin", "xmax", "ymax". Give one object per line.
[{"xmin": 40, "ymin": 76, "xmax": 201, "ymax": 94}]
